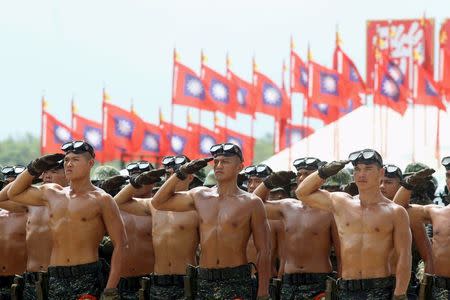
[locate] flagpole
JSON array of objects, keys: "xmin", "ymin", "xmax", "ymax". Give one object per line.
[
  {"xmin": 40, "ymin": 95, "xmax": 45, "ymax": 155},
  {"xmin": 411, "ymin": 45, "xmax": 416, "ymax": 162},
  {"xmin": 306, "ymin": 43, "xmax": 312, "ymax": 156}
]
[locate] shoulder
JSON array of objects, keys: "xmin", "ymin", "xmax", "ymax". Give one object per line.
[
  {"xmin": 330, "ymin": 191, "xmax": 353, "ymax": 201},
  {"xmin": 188, "ymin": 186, "xmax": 210, "ymax": 197},
  {"xmin": 40, "ymin": 183, "xmax": 65, "ymax": 192}
]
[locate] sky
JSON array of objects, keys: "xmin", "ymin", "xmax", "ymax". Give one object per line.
[{"xmin": 0, "ymin": 0, "xmax": 448, "ymax": 140}]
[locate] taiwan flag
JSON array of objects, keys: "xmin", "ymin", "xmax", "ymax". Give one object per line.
[
  {"xmin": 173, "ymin": 60, "xmax": 212, "ymax": 111},
  {"xmin": 72, "ymin": 113, "xmax": 105, "ymax": 162},
  {"xmin": 227, "ymin": 70, "xmax": 256, "ymax": 116},
  {"xmin": 160, "ymin": 121, "xmax": 195, "ymax": 158},
  {"xmin": 41, "ymin": 110, "xmax": 72, "ymax": 154},
  {"xmin": 102, "ymin": 102, "xmax": 144, "ymax": 161},
  {"xmin": 253, "ymin": 70, "xmax": 291, "ymax": 120},
  {"xmin": 188, "ymin": 123, "xmax": 222, "ymax": 158},
  {"xmin": 279, "ymin": 119, "xmax": 314, "ymax": 150},
  {"xmin": 333, "ymin": 46, "xmax": 366, "ymax": 95},
  {"xmin": 201, "ymin": 65, "xmax": 238, "ymax": 117},
  {"xmin": 304, "ymin": 102, "xmax": 340, "ymax": 125},
  {"xmin": 216, "ymin": 125, "xmax": 255, "ymax": 163},
  {"xmin": 290, "ymin": 50, "xmax": 308, "ymax": 95},
  {"xmin": 308, "ymin": 61, "xmax": 351, "ymax": 107},
  {"xmin": 413, "ymin": 63, "xmax": 446, "ymax": 111},
  {"xmin": 374, "ymin": 60, "xmax": 410, "ymax": 115}
]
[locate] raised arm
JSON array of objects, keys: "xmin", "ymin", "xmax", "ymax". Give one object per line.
[
  {"xmin": 393, "ymin": 206, "xmax": 412, "ymax": 297},
  {"xmin": 100, "ymin": 194, "xmax": 127, "ymax": 290},
  {"xmin": 394, "ymin": 168, "xmax": 435, "ymax": 208},
  {"xmin": 250, "ymin": 197, "xmax": 271, "ymax": 297}
]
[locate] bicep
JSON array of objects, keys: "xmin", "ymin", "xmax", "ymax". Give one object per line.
[
  {"xmin": 0, "ymin": 201, "xmax": 27, "ymax": 213},
  {"xmin": 10, "ymin": 186, "xmax": 46, "ymax": 206},
  {"xmin": 119, "ymin": 200, "xmax": 150, "ymax": 216},
  {"xmin": 301, "ymin": 189, "xmax": 334, "ymax": 212},
  {"xmin": 251, "ymin": 200, "xmax": 270, "ymax": 252},
  {"xmin": 264, "ymin": 202, "xmax": 283, "ymax": 220},
  {"xmin": 152, "ymin": 192, "xmax": 195, "ymax": 212},
  {"xmin": 394, "ymin": 208, "xmax": 412, "ymax": 254},
  {"xmin": 102, "ymin": 197, "xmax": 126, "ymax": 246}
]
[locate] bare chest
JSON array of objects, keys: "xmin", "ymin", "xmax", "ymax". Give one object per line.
[
  {"xmin": 283, "ymin": 203, "xmax": 332, "ymax": 234},
  {"xmin": 153, "ymin": 210, "xmax": 198, "ymax": 233},
  {"xmin": 430, "ymin": 208, "xmax": 450, "ymax": 237},
  {"xmin": 47, "ymin": 192, "xmax": 101, "ymax": 224},
  {"xmin": 197, "ymin": 198, "xmax": 251, "ymax": 231}
]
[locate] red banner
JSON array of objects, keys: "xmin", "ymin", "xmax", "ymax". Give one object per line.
[
  {"xmin": 366, "ymin": 19, "xmax": 435, "ymax": 90},
  {"xmin": 227, "ymin": 70, "xmax": 256, "ymax": 116},
  {"xmin": 279, "ymin": 119, "xmax": 314, "ymax": 150},
  {"xmin": 72, "ymin": 113, "xmax": 105, "ymax": 162},
  {"xmin": 440, "ymin": 19, "xmax": 450, "ymax": 98},
  {"xmin": 216, "ymin": 125, "xmax": 255, "ymax": 163},
  {"xmin": 42, "ymin": 110, "xmax": 72, "ymax": 154},
  {"xmin": 413, "ymin": 63, "xmax": 446, "ymax": 111}
]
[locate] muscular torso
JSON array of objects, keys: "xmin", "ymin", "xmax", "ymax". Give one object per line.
[
  {"xmin": 44, "ymin": 187, "xmax": 106, "ymax": 266},
  {"xmin": 0, "ymin": 209, "xmax": 27, "ymax": 275},
  {"xmin": 333, "ymin": 195, "xmax": 396, "ymax": 279},
  {"xmin": 26, "ymin": 206, "xmax": 52, "ymax": 272},
  {"xmin": 194, "ymin": 187, "xmax": 257, "ymax": 268},
  {"xmin": 247, "ymin": 219, "xmax": 284, "ymax": 277},
  {"xmin": 427, "ymin": 205, "xmax": 450, "ymax": 277},
  {"xmin": 151, "ymin": 206, "xmax": 199, "ymax": 275},
  {"xmin": 272, "ymin": 199, "xmax": 333, "ymax": 274},
  {"xmin": 120, "ymin": 211, "xmax": 154, "ymax": 277}
]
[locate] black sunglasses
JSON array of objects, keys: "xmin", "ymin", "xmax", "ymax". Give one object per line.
[
  {"xmin": 162, "ymin": 155, "xmax": 189, "ymax": 170},
  {"xmin": 293, "ymin": 157, "xmax": 321, "ymax": 171},
  {"xmin": 442, "ymin": 156, "xmax": 450, "ymax": 169},
  {"xmin": 348, "ymin": 149, "xmax": 382, "ymax": 166},
  {"xmin": 126, "ymin": 161, "xmax": 153, "ymax": 174},
  {"xmin": 210, "ymin": 143, "xmax": 243, "ymax": 161},
  {"xmin": 383, "ymin": 164, "xmax": 402, "ymax": 179},
  {"xmin": 61, "ymin": 141, "xmax": 95, "ymax": 158},
  {"xmin": 1, "ymin": 165, "xmax": 26, "ymax": 177},
  {"xmin": 244, "ymin": 164, "xmax": 273, "ymax": 178}
]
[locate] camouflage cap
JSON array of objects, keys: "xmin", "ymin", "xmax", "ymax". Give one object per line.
[
  {"xmin": 403, "ymin": 162, "xmax": 429, "ymax": 177},
  {"xmin": 323, "ymin": 168, "xmax": 352, "ymax": 186},
  {"xmin": 92, "ymin": 165, "xmax": 120, "ymax": 181},
  {"xmin": 203, "ymin": 170, "xmax": 217, "ymax": 187}
]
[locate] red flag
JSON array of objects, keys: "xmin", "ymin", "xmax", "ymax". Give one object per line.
[
  {"xmin": 304, "ymin": 102, "xmax": 339, "ymax": 124},
  {"xmin": 374, "ymin": 58, "xmax": 410, "ymax": 115},
  {"xmin": 132, "ymin": 113, "xmax": 167, "ymax": 159},
  {"xmin": 440, "ymin": 21, "xmax": 450, "ymax": 99},
  {"xmin": 333, "ymin": 46, "xmax": 366, "ymax": 95},
  {"xmin": 227, "ymin": 70, "xmax": 256, "ymax": 116},
  {"xmin": 290, "ymin": 50, "xmax": 308, "ymax": 95},
  {"xmin": 160, "ymin": 121, "xmax": 196, "ymax": 158},
  {"xmin": 413, "ymin": 63, "xmax": 446, "ymax": 111},
  {"xmin": 308, "ymin": 61, "xmax": 351, "ymax": 107},
  {"xmin": 188, "ymin": 122, "xmax": 222, "ymax": 158},
  {"xmin": 172, "ymin": 60, "xmax": 213, "ymax": 111},
  {"xmin": 216, "ymin": 125, "xmax": 255, "ymax": 163},
  {"xmin": 279, "ymin": 119, "xmax": 314, "ymax": 150},
  {"xmin": 201, "ymin": 64, "xmax": 238, "ymax": 118},
  {"xmin": 72, "ymin": 113, "xmax": 105, "ymax": 162},
  {"xmin": 42, "ymin": 110, "xmax": 72, "ymax": 154},
  {"xmin": 253, "ymin": 70, "xmax": 291, "ymax": 119},
  {"xmin": 102, "ymin": 102, "xmax": 144, "ymax": 161}
]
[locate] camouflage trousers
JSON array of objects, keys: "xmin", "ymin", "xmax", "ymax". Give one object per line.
[
  {"xmin": 149, "ymin": 274, "xmax": 185, "ymax": 300},
  {"xmin": 196, "ymin": 264, "xmax": 253, "ymax": 300},
  {"xmin": 336, "ymin": 277, "xmax": 394, "ymax": 300},
  {"xmin": 280, "ymin": 273, "xmax": 330, "ymax": 300},
  {"xmin": 22, "ymin": 272, "xmax": 49, "ymax": 300},
  {"xmin": 431, "ymin": 276, "xmax": 450, "ymax": 300},
  {"xmin": 47, "ymin": 261, "xmax": 104, "ymax": 300},
  {"xmin": 118, "ymin": 276, "xmax": 143, "ymax": 300},
  {"xmin": 0, "ymin": 276, "xmax": 14, "ymax": 300}
]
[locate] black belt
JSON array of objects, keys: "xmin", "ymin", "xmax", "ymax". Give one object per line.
[
  {"xmin": 337, "ymin": 277, "xmax": 394, "ymax": 291},
  {"xmin": 23, "ymin": 272, "xmax": 40, "ymax": 284},
  {"xmin": 0, "ymin": 276, "xmax": 15, "ymax": 288},
  {"xmin": 434, "ymin": 276, "xmax": 450, "ymax": 290},
  {"xmin": 197, "ymin": 264, "xmax": 251, "ymax": 281},
  {"xmin": 282, "ymin": 273, "xmax": 332, "ymax": 285},
  {"xmin": 118, "ymin": 276, "xmax": 143, "ymax": 291},
  {"xmin": 150, "ymin": 274, "xmax": 184, "ymax": 287},
  {"xmin": 48, "ymin": 261, "xmax": 101, "ymax": 278}
]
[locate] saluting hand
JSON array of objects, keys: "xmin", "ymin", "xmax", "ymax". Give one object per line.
[
  {"xmin": 27, "ymin": 153, "xmax": 66, "ymax": 177},
  {"xmin": 263, "ymin": 171, "xmax": 296, "ymax": 190},
  {"xmin": 318, "ymin": 160, "xmax": 349, "ymax": 180},
  {"xmin": 176, "ymin": 157, "xmax": 213, "ymax": 180},
  {"xmin": 130, "ymin": 168, "xmax": 166, "ymax": 189},
  {"xmin": 400, "ymin": 168, "xmax": 435, "ymax": 191}
]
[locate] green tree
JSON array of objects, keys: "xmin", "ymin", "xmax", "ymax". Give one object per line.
[{"xmin": 0, "ymin": 134, "xmax": 40, "ymax": 168}]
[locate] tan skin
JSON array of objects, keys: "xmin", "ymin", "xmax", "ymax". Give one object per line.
[
  {"xmin": 42, "ymin": 168, "xmax": 69, "ymax": 187},
  {"xmin": 254, "ymin": 182, "xmax": 339, "ymax": 276},
  {"xmin": 151, "ymin": 155, "xmax": 271, "ymax": 297},
  {"xmin": 0, "ymin": 209, "xmax": 27, "ymax": 276},
  {"xmin": 394, "ymin": 187, "xmax": 450, "ymax": 277},
  {"xmin": 297, "ymin": 163, "xmax": 412, "ymax": 296},
  {"xmin": 6, "ymin": 152, "xmax": 127, "ymax": 290},
  {"xmin": 380, "ymin": 176, "xmax": 401, "ymax": 200},
  {"xmin": 114, "ymin": 177, "xmax": 199, "ymax": 275}
]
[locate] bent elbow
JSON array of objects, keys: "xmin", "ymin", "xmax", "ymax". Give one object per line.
[{"xmin": 296, "ymin": 186, "xmax": 310, "ymax": 201}]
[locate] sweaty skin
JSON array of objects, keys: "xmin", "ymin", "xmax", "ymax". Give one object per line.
[
  {"xmin": 0, "ymin": 208, "xmax": 27, "ymax": 276},
  {"xmin": 151, "ymin": 155, "xmax": 271, "ymax": 297},
  {"xmin": 114, "ymin": 178, "xmax": 199, "ymax": 275},
  {"xmin": 297, "ymin": 163, "xmax": 412, "ymax": 296},
  {"xmin": 253, "ymin": 184, "xmax": 337, "ymax": 275},
  {"xmin": 394, "ymin": 187, "xmax": 450, "ymax": 277},
  {"xmin": 6, "ymin": 152, "xmax": 126, "ymax": 289}
]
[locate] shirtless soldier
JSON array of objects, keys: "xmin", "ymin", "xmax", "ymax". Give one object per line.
[
  {"xmin": 0, "ymin": 173, "xmax": 27, "ymax": 300},
  {"xmin": 245, "ymin": 164, "xmax": 284, "ymax": 279},
  {"xmin": 101, "ymin": 161, "xmax": 156, "ymax": 300},
  {"xmin": 152, "ymin": 143, "xmax": 271, "ymax": 299},
  {"xmin": 7, "ymin": 141, "xmax": 126, "ymax": 299},
  {"xmin": 0, "ymin": 160, "xmax": 69, "ymax": 300},
  {"xmin": 112, "ymin": 157, "xmax": 199, "ymax": 299},
  {"xmin": 297, "ymin": 149, "xmax": 412, "ymax": 299},
  {"xmin": 253, "ymin": 165, "xmax": 339, "ymax": 299},
  {"xmin": 394, "ymin": 162, "xmax": 450, "ymax": 299}
]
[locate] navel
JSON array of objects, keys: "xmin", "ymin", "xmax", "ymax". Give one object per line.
[
  {"xmin": 375, "ymin": 227, "xmax": 380, "ymax": 232},
  {"xmin": 179, "ymin": 225, "xmax": 185, "ymax": 230},
  {"xmin": 66, "ymin": 258, "xmax": 70, "ymax": 263},
  {"xmin": 168, "ymin": 262, "xmax": 172, "ymax": 267},
  {"xmin": 231, "ymin": 222, "xmax": 238, "ymax": 228},
  {"xmin": 216, "ymin": 259, "xmax": 220, "ymax": 265},
  {"xmin": 49, "ymin": 214, "xmax": 53, "ymax": 218},
  {"xmin": 81, "ymin": 217, "xmax": 87, "ymax": 222},
  {"xmin": 345, "ymin": 222, "xmax": 350, "ymax": 227}
]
